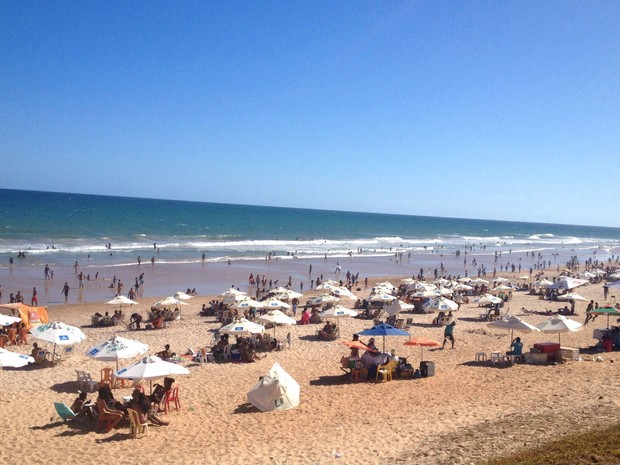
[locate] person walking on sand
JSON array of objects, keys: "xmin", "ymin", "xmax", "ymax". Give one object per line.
[
  {"xmin": 442, "ymin": 321, "xmax": 456, "ymax": 349},
  {"xmin": 62, "ymin": 282, "xmax": 70, "ymax": 302}
]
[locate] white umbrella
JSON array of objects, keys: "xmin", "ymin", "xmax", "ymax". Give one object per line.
[
  {"xmin": 223, "ymin": 293, "xmax": 250, "ymax": 305},
  {"xmin": 0, "ymin": 314, "xmax": 21, "ymax": 326},
  {"xmin": 221, "ymin": 288, "xmax": 246, "ymax": 296},
  {"xmin": 152, "ymin": 296, "xmax": 188, "ymax": 308},
  {"xmin": 470, "ymin": 278, "xmax": 489, "ymax": 284},
  {"xmin": 494, "ymin": 277, "xmax": 510, "ymax": 283},
  {"xmin": 258, "ymin": 310, "xmax": 297, "ymax": 337},
  {"xmin": 452, "ymin": 284, "xmax": 473, "ymax": 292},
  {"xmin": 174, "ymin": 291, "xmax": 193, "ymax": 300},
  {"xmin": 319, "ymin": 305, "xmax": 358, "ymax": 320},
  {"xmin": 423, "ymin": 297, "xmax": 458, "ymax": 312},
  {"xmin": 557, "ymin": 293, "xmax": 587, "ymax": 302},
  {"xmin": 411, "ymin": 289, "xmax": 442, "ymax": 299},
  {"xmin": 219, "ymin": 318, "xmax": 265, "ymax": 336},
  {"xmin": 0, "ymin": 348, "xmax": 34, "ymax": 368},
  {"xmin": 535, "ymin": 278, "xmax": 554, "ymax": 287},
  {"xmin": 490, "ymin": 285, "xmax": 513, "ymax": 293},
  {"xmin": 114, "ymin": 355, "xmax": 190, "ymax": 391},
  {"xmin": 383, "ymin": 300, "xmax": 414, "ymax": 317},
  {"xmin": 583, "ymin": 271, "xmax": 596, "ymax": 279},
  {"xmin": 261, "ymin": 298, "xmax": 291, "ymax": 311},
  {"xmin": 105, "ymin": 296, "xmax": 138, "ymax": 307},
  {"xmin": 473, "ymin": 294, "xmax": 503, "ymax": 305},
  {"xmin": 30, "ymin": 321, "xmax": 87, "ymax": 360},
  {"xmin": 368, "ymin": 293, "xmax": 396, "ymax": 303},
  {"xmin": 536, "ymin": 315, "xmax": 583, "ymax": 344},
  {"xmin": 306, "ymin": 294, "xmax": 340, "ymax": 306},
  {"xmin": 269, "ymin": 288, "xmax": 303, "ymax": 300},
  {"xmin": 315, "ymin": 280, "xmax": 340, "ymax": 290},
  {"xmin": 330, "ymin": 287, "xmax": 357, "ymax": 299},
  {"xmin": 86, "ymin": 335, "xmax": 149, "ymax": 370},
  {"xmin": 375, "ymin": 281, "xmax": 395, "ymax": 291},
  {"xmin": 234, "ymin": 299, "xmax": 264, "ymax": 310},
  {"xmin": 488, "ymin": 315, "xmax": 541, "ymax": 342},
  {"xmin": 547, "ymin": 277, "xmax": 589, "ymax": 290}
]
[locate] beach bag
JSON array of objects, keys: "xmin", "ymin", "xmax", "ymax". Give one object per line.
[{"xmin": 413, "ymin": 369, "xmax": 422, "ymax": 379}]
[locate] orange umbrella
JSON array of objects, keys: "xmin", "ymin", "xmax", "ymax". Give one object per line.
[
  {"xmin": 404, "ymin": 337, "xmax": 440, "ymax": 361},
  {"xmin": 341, "ymin": 340, "xmax": 369, "ymax": 350}
]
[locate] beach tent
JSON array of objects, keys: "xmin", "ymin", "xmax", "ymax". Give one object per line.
[
  {"xmin": 247, "ymin": 362, "xmax": 300, "ymax": 412},
  {"xmin": 0, "ymin": 303, "xmax": 48, "ymax": 328}
]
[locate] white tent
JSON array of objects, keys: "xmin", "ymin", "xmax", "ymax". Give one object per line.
[{"xmin": 247, "ymin": 362, "xmax": 300, "ymax": 412}]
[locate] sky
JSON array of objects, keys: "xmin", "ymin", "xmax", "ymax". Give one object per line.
[{"xmin": 1, "ymin": 1, "xmax": 619, "ymax": 227}]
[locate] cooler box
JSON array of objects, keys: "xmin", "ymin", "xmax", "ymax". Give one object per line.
[
  {"xmin": 534, "ymin": 342, "xmax": 560, "ymax": 361},
  {"xmin": 420, "ymin": 361, "xmax": 435, "ymax": 378},
  {"xmin": 558, "ymin": 347, "xmax": 579, "ymax": 361}
]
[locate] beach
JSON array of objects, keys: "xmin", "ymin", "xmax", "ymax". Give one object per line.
[{"xmin": 2, "ymin": 258, "xmax": 620, "ymax": 465}]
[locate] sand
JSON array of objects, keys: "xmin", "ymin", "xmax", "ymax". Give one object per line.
[{"xmin": 2, "ymin": 272, "xmax": 620, "ymax": 465}]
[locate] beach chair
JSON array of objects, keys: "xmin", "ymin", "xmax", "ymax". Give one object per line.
[
  {"xmin": 52, "ymin": 345, "xmax": 75, "ymax": 364},
  {"xmin": 376, "ymin": 361, "xmax": 398, "ymax": 383},
  {"xmin": 163, "ymin": 387, "xmax": 180, "ymax": 414},
  {"xmin": 34, "ymin": 349, "xmax": 49, "ymax": 365},
  {"xmin": 99, "ymin": 367, "xmax": 115, "ymax": 389},
  {"xmin": 96, "ymin": 399, "xmax": 123, "ymax": 433},
  {"xmin": 126, "ymin": 408, "xmax": 148, "ymax": 438},
  {"xmin": 54, "ymin": 402, "xmax": 77, "ymax": 422}
]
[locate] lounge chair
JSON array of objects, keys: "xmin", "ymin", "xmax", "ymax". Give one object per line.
[{"xmin": 54, "ymin": 402, "xmax": 77, "ymax": 422}]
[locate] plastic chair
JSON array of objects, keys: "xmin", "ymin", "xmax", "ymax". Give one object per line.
[
  {"xmin": 376, "ymin": 361, "xmax": 398, "ymax": 382},
  {"xmin": 54, "ymin": 402, "xmax": 77, "ymax": 421},
  {"xmin": 475, "ymin": 352, "xmax": 488, "ymax": 362},
  {"xmin": 126, "ymin": 408, "xmax": 148, "ymax": 438},
  {"xmin": 163, "ymin": 387, "xmax": 180, "ymax": 414},
  {"xmin": 96, "ymin": 399, "xmax": 123, "ymax": 433},
  {"xmin": 99, "ymin": 367, "xmax": 115, "ymax": 389}
]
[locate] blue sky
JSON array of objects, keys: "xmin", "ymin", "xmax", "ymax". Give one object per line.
[{"xmin": 1, "ymin": 1, "xmax": 619, "ymax": 227}]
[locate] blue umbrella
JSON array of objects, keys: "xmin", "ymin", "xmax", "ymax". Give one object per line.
[{"xmin": 357, "ymin": 324, "xmax": 410, "ymax": 352}]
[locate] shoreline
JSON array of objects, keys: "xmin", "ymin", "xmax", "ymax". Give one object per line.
[{"xmin": 0, "ymin": 245, "xmax": 612, "ymax": 307}]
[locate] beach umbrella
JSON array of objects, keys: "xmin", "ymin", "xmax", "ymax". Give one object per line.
[
  {"xmin": 375, "ymin": 281, "xmax": 395, "ymax": 291},
  {"xmin": 223, "ymin": 293, "xmax": 250, "ymax": 305},
  {"xmin": 494, "ymin": 277, "xmax": 510, "ymax": 283},
  {"xmin": 401, "ymin": 278, "xmax": 417, "ymax": 285},
  {"xmin": 470, "ymin": 278, "xmax": 489, "ymax": 284},
  {"xmin": 452, "ymin": 284, "xmax": 473, "ymax": 292},
  {"xmin": 423, "ymin": 297, "xmax": 458, "ymax": 313},
  {"xmin": 153, "ymin": 296, "xmax": 188, "ymax": 319},
  {"xmin": 412, "ymin": 289, "xmax": 442, "ymax": 299},
  {"xmin": 583, "ymin": 271, "xmax": 596, "ymax": 279},
  {"xmin": 557, "ymin": 293, "xmax": 587, "ymax": 302},
  {"xmin": 261, "ymin": 298, "xmax": 291, "ymax": 311},
  {"xmin": 219, "ymin": 318, "xmax": 265, "ymax": 336},
  {"xmin": 457, "ymin": 277, "xmax": 472, "ymax": 283},
  {"xmin": 357, "ymin": 324, "xmax": 409, "ymax": 353},
  {"xmin": 535, "ymin": 315, "xmax": 583, "ymax": 344},
  {"xmin": 30, "ymin": 321, "xmax": 86, "ymax": 360},
  {"xmin": 547, "ymin": 277, "xmax": 589, "ymax": 291},
  {"xmin": 86, "ymin": 335, "xmax": 149, "ymax": 370},
  {"xmin": 221, "ymin": 288, "xmax": 246, "ymax": 296},
  {"xmin": 319, "ymin": 306, "xmax": 358, "ymax": 330},
  {"xmin": 535, "ymin": 279, "xmax": 553, "ymax": 288},
  {"xmin": 115, "ymin": 355, "xmax": 190, "ymax": 391},
  {"xmin": 269, "ymin": 288, "xmax": 303, "ymax": 300},
  {"xmin": 487, "ymin": 315, "xmax": 540, "ymax": 343},
  {"xmin": 105, "ymin": 295, "xmax": 138, "ymax": 307},
  {"xmin": 403, "ymin": 337, "xmax": 440, "ymax": 362},
  {"xmin": 234, "ymin": 299, "xmax": 264, "ymax": 311},
  {"xmin": 383, "ymin": 300, "xmax": 414, "ymax": 317},
  {"xmin": 473, "ymin": 294, "xmax": 503, "ymax": 306},
  {"xmin": 587, "ymin": 307, "xmax": 620, "ymax": 329},
  {"xmin": 341, "ymin": 340, "xmax": 369, "ymax": 351},
  {"xmin": 330, "ymin": 287, "xmax": 357, "ymax": 300},
  {"xmin": 490, "ymin": 285, "xmax": 513, "ymax": 294},
  {"xmin": 0, "ymin": 314, "xmax": 21, "ymax": 326},
  {"xmin": 174, "ymin": 291, "xmax": 193, "ymax": 300},
  {"xmin": 368, "ymin": 293, "xmax": 396, "ymax": 303},
  {"xmin": 315, "ymin": 280, "xmax": 340, "ymax": 291},
  {"xmin": 306, "ymin": 294, "xmax": 339, "ymax": 307},
  {"xmin": 258, "ymin": 310, "xmax": 296, "ymax": 337},
  {"xmin": 0, "ymin": 348, "xmax": 34, "ymax": 368}
]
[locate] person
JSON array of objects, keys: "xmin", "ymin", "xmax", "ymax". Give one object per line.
[
  {"xmin": 149, "ymin": 377, "xmax": 175, "ymax": 408},
  {"xmin": 30, "ymin": 342, "xmax": 42, "ymax": 359},
  {"xmin": 318, "ymin": 321, "xmax": 334, "ymax": 339},
  {"xmin": 349, "ymin": 334, "xmax": 365, "ymax": 358},
  {"xmin": 366, "ymin": 338, "xmax": 378, "ymax": 353},
  {"xmin": 506, "ymin": 337, "xmax": 523, "ymax": 358},
  {"xmin": 388, "ymin": 349, "xmax": 399, "ymax": 363},
  {"xmin": 31, "ymin": 287, "xmax": 38, "ymax": 306},
  {"xmin": 70, "ymin": 391, "xmax": 95, "ymax": 420},
  {"xmin": 129, "ymin": 312, "xmax": 143, "ymax": 330},
  {"xmin": 442, "ymin": 321, "xmax": 456, "ymax": 349},
  {"xmin": 156, "ymin": 344, "xmax": 174, "ymax": 360},
  {"xmin": 129, "ymin": 389, "xmax": 168, "ymax": 426},
  {"xmin": 61, "ymin": 282, "xmax": 70, "ymax": 302}
]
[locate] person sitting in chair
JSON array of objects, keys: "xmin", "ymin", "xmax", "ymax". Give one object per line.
[
  {"xmin": 506, "ymin": 337, "xmax": 523, "ymax": 358},
  {"xmin": 156, "ymin": 344, "xmax": 174, "ymax": 360},
  {"xmin": 70, "ymin": 391, "xmax": 94, "ymax": 420},
  {"xmin": 149, "ymin": 377, "xmax": 175, "ymax": 409},
  {"xmin": 129, "ymin": 389, "xmax": 168, "ymax": 426},
  {"xmin": 318, "ymin": 321, "xmax": 335, "ymax": 339}
]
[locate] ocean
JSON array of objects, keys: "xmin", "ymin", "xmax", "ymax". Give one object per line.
[{"xmin": 1, "ymin": 188, "xmax": 619, "ymax": 303}]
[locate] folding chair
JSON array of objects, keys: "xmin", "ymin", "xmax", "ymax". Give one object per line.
[{"xmin": 54, "ymin": 402, "xmax": 77, "ymax": 422}]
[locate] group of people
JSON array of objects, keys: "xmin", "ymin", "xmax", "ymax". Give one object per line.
[
  {"xmin": 68, "ymin": 378, "xmax": 176, "ymax": 429},
  {"xmin": 91, "ymin": 310, "xmax": 124, "ymax": 327}
]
